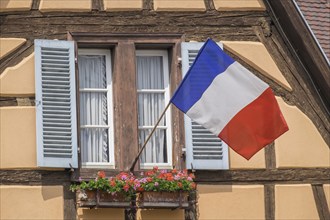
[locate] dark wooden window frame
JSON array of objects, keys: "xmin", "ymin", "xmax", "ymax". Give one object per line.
[{"xmin": 67, "ymin": 33, "xmax": 185, "ymax": 180}]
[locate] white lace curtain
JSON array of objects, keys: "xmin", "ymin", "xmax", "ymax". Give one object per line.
[
  {"xmin": 78, "ymin": 55, "xmax": 109, "ymax": 163},
  {"xmin": 136, "ymin": 56, "xmax": 167, "ymax": 163}
]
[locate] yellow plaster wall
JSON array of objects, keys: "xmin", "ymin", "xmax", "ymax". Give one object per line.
[
  {"xmin": 214, "ymin": 0, "xmax": 265, "ymax": 11},
  {"xmin": 0, "ymin": 53, "xmax": 35, "ymax": 96},
  {"xmin": 0, "ymin": 0, "xmax": 32, "ymax": 12},
  {"xmin": 323, "ymin": 184, "xmax": 330, "ymax": 209},
  {"xmin": 275, "ymin": 98, "xmax": 330, "ymax": 168},
  {"xmin": 77, "ymin": 208, "xmax": 124, "ymax": 220},
  {"xmin": 39, "ymin": 0, "xmax": 91, "ymax": 12},
  {"xmin": 104, "ymin": 0, "xmax": 142, "ymax": 11},
  {"xmin": 0, "ymin": 185, "xmax": 63, "ymax": 220},
  {"xmin": 222, "ymin": 41, "xmax": 292, "ymax": 91},
  {"xmin": 0, "ymin": 38, "xmax": 26, "ymax": 59},
  {"xmin": 229, "ymin": 148, "xmax": 265, "ymax": 169},
  {"xmin": 153, "ymin": 0, "xmax": 205, "ymax": 11},
  {"xmin": 137, "ymin": 209, "xmax": 184, "ymax": 220},
  {"xmin": 275, "ymin": 184, "xmax": 319, "ymax": 220},
  {"xmin": 197, "ymin": 184, "xmax": 265, "ymax": 219},
  {"xmin": 0, "ymin": 107, "xmax": 37, "ymax": 169}
]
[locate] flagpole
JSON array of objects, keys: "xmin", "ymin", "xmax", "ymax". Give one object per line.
[{"xmin": 129, "ymin": 102, "xmax": 172, "ymax": 172}]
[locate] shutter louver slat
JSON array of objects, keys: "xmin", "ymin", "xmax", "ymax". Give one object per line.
[
  {"xmin": 182, "ymin": 42, "xmax": 229, "ymax": 170},
  {"xmin": 191, "ymin": 120, "xmax": 224, "ymax": 161},
  {"xmin": 35, "ymin": 39, "xmax": 78, "ymax": 168}
]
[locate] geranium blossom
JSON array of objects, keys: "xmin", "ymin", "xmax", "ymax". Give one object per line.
[
  {"xmin": 136, "ymin": 167, "xmax": 196, "ymax": 192},
  {"xmin": 97, "ymin": 171, "xmax": 106, "ymax": 179}
]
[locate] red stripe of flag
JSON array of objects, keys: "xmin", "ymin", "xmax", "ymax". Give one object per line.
[{"xmin": 219, "ymin": 87, "xmax": 289, "ymax": 160}]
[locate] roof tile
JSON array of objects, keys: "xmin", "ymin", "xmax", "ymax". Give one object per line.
[{"xmin": 295, "ymin": 0, "xmax": 330, "ymax": 60}]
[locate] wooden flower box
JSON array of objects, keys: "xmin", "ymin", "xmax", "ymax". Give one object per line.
[
  {"xmin": 76, "ymin": 190, "xmax": 132, "ymax": 208},
  {"xmin": 137, "ymin": 191, "xmax": 190, "ymax": 209},
  {"xmin": 76, "ymin": 190, "xmax": 97, "ymax": 207}
]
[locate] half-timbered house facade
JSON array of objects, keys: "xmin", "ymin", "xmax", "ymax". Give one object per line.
[{"xmin": 1, "ymin": 0, "xmax": 329, "ymax": 219}]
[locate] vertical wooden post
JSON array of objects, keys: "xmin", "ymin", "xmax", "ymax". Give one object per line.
[
  {"xmin": 312, "ymin": 184, "xmax": 330, "ymax": 220},
  {"xmin": 63, "ymin": 182, "xmax": 77, "ymax": 220},
  {"xmin": 113, "ymin": 41, "xmax": 139, "ymax": 171},
  {"xmin": 185, "ymin": 191, "xmax": 197, "ymax": 220},
  {"xmin": 125, "ymin": 195, "xmax": 137, "ymax": 220}
]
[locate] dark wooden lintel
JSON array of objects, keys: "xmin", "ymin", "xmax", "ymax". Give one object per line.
[
  {"xmin": 1, "ymin": 168, "xmax": 329, "ymax": 185},
  {"xmin": 0, "ymin": 97, "xmax": 35, "ymax": 107},
  {"xmin": 194, "ymin": 168, "xmax": 330, "ymax": 184},
  {"xmin": 0, "ymin": 170, "xmax": 72, "ymax": 185},
  {"xmin": 0, "ymin": 11, "xmax": 266, "ymax": 43}
]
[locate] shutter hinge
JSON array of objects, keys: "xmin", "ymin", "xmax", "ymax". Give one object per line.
[
  {"xmin": 177, "ymin": 57, "xmax": 182, "ymax": 67},
  {"xmin": 181, "ymin": 148, "xmax": 186, "ymax": 161}
]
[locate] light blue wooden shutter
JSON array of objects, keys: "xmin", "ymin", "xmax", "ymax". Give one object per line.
[
  {"xmin": 35, "ymin": 39, "xmax": 78, "ymax": 168},
  {"xmin": 181, "ymin": 42, "xmax": 229, "ymax": 170}
]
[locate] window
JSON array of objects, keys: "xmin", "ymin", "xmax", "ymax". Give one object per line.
[
  {"xmin": 78, "ymin": 49, "xmax": 115, "ymax": 168},
  {"xmin": 35, "ymin": 36, "xmax": 228, "ymax": 171},
  {"xmin": 136, "ymin": 50, "xmax": 172, "ymax": 169}
]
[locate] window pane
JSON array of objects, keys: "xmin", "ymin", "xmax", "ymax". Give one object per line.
[
  {"xmin": 139, "ymin": 129, "xmax": 167, "ymax": 163},
  {"xmin": 78, "ymin": 53, "xmax": 110, "ymax": 164},
  {"xmin": 78, "ymin": 55, "xmax": 107, "ymax": 89},
  {"xmin": 136, "ymin": 53, "xmax": 169, "ymax": 165},
  {"xmin": 136, "ymin": 56, "xmax": 164, "ymax": 90},
  {"xmin": 81, "ymin": 128, "xmax": 109, "ymax": 163},
  {"xmin": 80, "ymin": 92, "xmax": 108, "ymax": 126},
  {"xmin": 137, "ymin": 93, "xmax": 165, "ymax": 126}
]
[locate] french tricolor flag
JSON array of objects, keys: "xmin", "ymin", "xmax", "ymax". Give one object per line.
[{"xmin": 171, "ymin": 39, "xmax": 289, "ymax": 160}]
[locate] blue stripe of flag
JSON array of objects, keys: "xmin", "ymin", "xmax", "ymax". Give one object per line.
[{"xmin": 171, "ymin": 39, "xmax": 235, "ymax": 113}]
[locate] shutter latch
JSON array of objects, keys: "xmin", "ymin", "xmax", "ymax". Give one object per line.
[{"xmin": 191, "ymin": 163, "xmax": 195, "ymax": 173}]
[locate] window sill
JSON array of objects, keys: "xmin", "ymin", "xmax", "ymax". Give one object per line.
[
  {"xmin": 140, "ymin": 163, "xmax": 173, "ymax": 170},
  {"xmin": 81, "ymin": 163, "xmax": 115, "ymax": 169}
]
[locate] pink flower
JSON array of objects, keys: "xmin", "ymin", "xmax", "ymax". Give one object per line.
[
  {"xmin": 134, "ymin": 182, "xmax": 141, "ymax": 188},
  {"xmin": 123, "ymin": 184, "xmax": 130, "ymax": 192},
  {"xmin": 97, "ymin": 171, "xmax": 106, "ymax": 179},
  {"xmin": 154, "ymin": 182, "xmax": 159, "ymax": 187}
]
